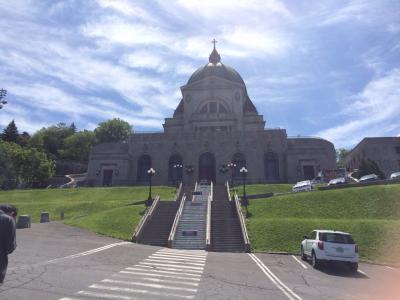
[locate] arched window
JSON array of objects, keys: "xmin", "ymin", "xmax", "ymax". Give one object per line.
[
  {"xmin": 199, "ymin": 102, "xmax": 228, "ymax": 114},
  {"xmin": 264, "ymin": 152, "xmax": 279, "ymax": 181},
  {"xmin": 232, "ymin": 153, "xmax": 246, "ymax": 179},
  {"xmin": 168, "ymin": 154, "xmax": 183, "ymax": 183},
  {"xmin": 137, "ymin": 155, "xmax": 151, "ymax": 182}
]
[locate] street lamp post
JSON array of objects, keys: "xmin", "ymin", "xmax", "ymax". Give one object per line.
[
  {"xmin": 173, "ymin": 164, "xmax": 183, "ymax": 187},
  {"xmin": 0, "ymin": 89, "xmax": 7, "ymax": 109},
  {"xmin": 240, "ymin": 166, "xmax": 249, "ymax": 217},
  {"xmin": 227, "ymin": 162, "xmax": 236, "ymax": 188},
  {"xmin": 146, "ymin": 167, "xmax": 156, "ymax": 206}
]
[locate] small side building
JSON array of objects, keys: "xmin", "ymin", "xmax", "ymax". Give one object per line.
[{"xmin": 344, "ymin": 137, "xmax": 400, "ymax": 177}]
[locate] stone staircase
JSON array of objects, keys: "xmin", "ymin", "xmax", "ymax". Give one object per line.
[
  {"xmin": 172, "ymin": 184, "xmax": 210, "ymax": 250},
  {"xmin": 211, "ymin": 185, "xmax": 246, "ymax": 252},
  {"xmin": 137, "ymin": 201, "xmax": 179, "ymax": 247}
]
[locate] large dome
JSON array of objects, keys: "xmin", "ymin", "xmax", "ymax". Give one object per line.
[
  {"xmin": 187, "ymin": 62, "xmax": 245, "ymax": 85},
  {"xmin": 187, "ymin": 46, "xmax": 245, "ymax": 85}
]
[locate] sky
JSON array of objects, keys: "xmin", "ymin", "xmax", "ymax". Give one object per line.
[{"xmin": 0, "ymin": 0, "xmax": 399, "ymax": 149}]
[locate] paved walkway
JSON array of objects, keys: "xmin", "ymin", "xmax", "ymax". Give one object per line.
[{"xmin": 1, "ymin": 223, "xmax": 398, "ymax": 299}]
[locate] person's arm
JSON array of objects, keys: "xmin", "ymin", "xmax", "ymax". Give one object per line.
[{"xmin": 5, "ymin": 217, "xmax": 17, "ymax": 254}]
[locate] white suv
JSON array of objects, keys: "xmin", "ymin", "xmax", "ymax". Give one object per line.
[{"xmin": 301, "ymin": 230, "xmax": 359, "ymax": 272}]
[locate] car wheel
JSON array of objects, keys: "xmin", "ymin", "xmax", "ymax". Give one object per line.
[
  {"xmin": 349, "ymin": 262, "xmax": 358, "ymax": 273},
  {"xmin": 311, "ymin": 251, "xmax": 320, "ymax": 269},
  {"xmin": 301, "ymin": 246, "xmax": 307, "ymax": 261}
]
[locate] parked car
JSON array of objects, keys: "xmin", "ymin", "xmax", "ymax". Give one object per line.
[
  {"xmin": 328, "ymin": 177, "xmax": 347, "ymax": 186},
  {"xmin": 359, "ymin": 173, "xmax": 378, "ymax": 182},
  {"xmin": 390, "ymin": 172, "xmax": 400, "ymax": 180},
  {"xmin": 292, "ymin": 180, "xmax": 313, "ymax": 192},
  {"xmin": 301, "ymin": 230, "xmax": 359, "ymax": 272}
]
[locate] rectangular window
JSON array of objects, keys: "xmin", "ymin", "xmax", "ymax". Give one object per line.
[{"xmin": 396, "ymin": 146, "xmax": 400, "ymax": 154}]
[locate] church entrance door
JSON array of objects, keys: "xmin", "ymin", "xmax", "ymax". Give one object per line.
[{"xmin": 198, "ymin": 152, "xmax": 216, "ymax": 184}]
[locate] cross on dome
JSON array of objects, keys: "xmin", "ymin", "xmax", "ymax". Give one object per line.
[{"xmin": 209, "ymin": 38, "xmax": 221, "ymax": 64}]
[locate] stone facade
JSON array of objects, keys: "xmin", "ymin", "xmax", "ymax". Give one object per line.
[
  {"xmin": 86, "ymin": 47, "xmax": 336, "ymax": 186},
  {"xmin": 344, "ymin": 137, "xmax": 400, "ymax": 177}
]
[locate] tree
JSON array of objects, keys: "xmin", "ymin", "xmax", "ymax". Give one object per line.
[
  {"xmin": 1, "ymin": 120, "xmax": 19, "ymax": 143},
  {"xmin": 0, "ymin": 141, "xmax": 20, "ymax": 189},
  {"xmin": 17, "ymin": 131, "xmax": 31, "ymax": 147},
  {"xmin": 94, "ymin": 118, "xmax": 132, "ymax": 144},
  {"xmin": 18, "ymin": 148, "xmax": 55, "ymax": 188},
  {"xmin": 0, "ymin": 140, "xmax": 55, "ymax": 189},
  {"xmin": 355, "ymin": 159, "xmax": 386, "ymax": 180},
  {"xmin": 336, "ymin": 148, "xmax": 349, "ymax": 167},
  {"xmin": 29, "ymin": 123, "xmax": 75, "ymax": 157},
  {"xmin": 59, "ymin": 130, "xmax": 96, "ymax": 161}
]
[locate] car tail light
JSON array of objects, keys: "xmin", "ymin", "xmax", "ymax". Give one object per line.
[
  {"xmin": 317, "ymin": 241, "xmax": 324, "ymax": 250},
  {"xmin": 355, "ymin": 244, "xmax": 359, "ymax": 253}
]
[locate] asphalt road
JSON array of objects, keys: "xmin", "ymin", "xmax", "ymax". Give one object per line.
[{"xmin": 0, "ymin": 223, "xmax": 399, "ymax": 300}]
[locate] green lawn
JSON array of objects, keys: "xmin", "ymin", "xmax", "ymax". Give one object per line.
[
  {"xmin": 245, "ymin": 184, "xmax": 400, "ymax": 263},
  {"xmin": 0, "ymin": 186, "xmax": 176, "ymax": 240}
]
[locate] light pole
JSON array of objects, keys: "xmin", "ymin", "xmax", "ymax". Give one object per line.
[
  {"xmin": 240, "ymin": 166, "xmax": 249, "ymax": 217},
  {"xmin": 0, "ymin": 89, "xmax": 7, "ymax": 109},
  {"xmin": 146, "ymin": 167, "xmax": 156, "ymax": 206},
  {"xmin": 227, "ymin": 162, "xmax": 236, "ymax": 188},
  {"xmin": 173, "ymin": 163, "xmax": 183, "ymax": 187}
]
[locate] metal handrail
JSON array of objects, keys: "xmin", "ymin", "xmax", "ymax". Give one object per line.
[
  {"xmin": 168, "ymin": 194, "xmax": 187, "ymax": 248},
  {"xmin": 234, "ymin": 192, "xmax": 251, "ymax": 252},
  {"xmin": 132, "ymin": 195, "xmax": 160, "ymax": 242},
  {"xmin": 226, "ymin": 181, "xmax": 231, "ymax": 201},
  {"xmin": 174, "ymin": 181, "xmax": 183, "ymax": 201},
  {"xmin": 205, "ymin": 181, "xmax": 213, "ymax": 251}
]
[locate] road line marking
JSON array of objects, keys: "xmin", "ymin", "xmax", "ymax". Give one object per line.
[
  {"xmin": 144, "ymin": 258, "xmax": 205, "ymax": 266},
  {"xmin": 77, "ymin": 290, "xmax": 133, "ymax": 299},
  {"xmin": 249, "ymin": 253, "xmax": 302, "ymax": 300},
  {"xmin": 385, "ymin": 266, "xmax": 398, "ymax": 271},
  {"xmin": 140, "ymin": 262, "xmax": 204, "ymax": 271},
  {"xmin": 10, "ymin": 242, "xmax": 131, "ymax": 271},
  {"xmin": 112, "ymin": 274, "xmax": 199, "ymax": 286},
  {"xmin": 47, "ymin": 242, "xmax": 131, "ymax": 264},
  {"xmin": 59, "ymin": 298, "xmax": 84, "ymax": 300},
  {"xmin": 126, "ymin": 265, "xmax": 202, "ymax": 277},
  {"xmin": 89, "ymin": 284, "xmax": 194, "ymax": 299},
  {"xmin": 358, "ymin": 269, "xmax": 367, "ymax": 276},
  {"xmin": 122, "ymin": 268, "xmax": 201, "ymax": 279},
  {"xmin": 150, "ymin": 254, "xmax": 206, "ymax": 262},
  {"xmin": 291, "ymin": 255, "xmax": 308, "ymax": 269},
  {"xmin": 156, "ymin": 250, "xmax": 207, "ymax": 257},
  {"xmin": 101, "ymin": 279, "xmax": 198, "ymax": 293}
]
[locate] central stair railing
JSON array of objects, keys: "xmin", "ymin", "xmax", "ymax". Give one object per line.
[
  {"xmin": 168, "ymin": 193, "xmax": 187, "ymax": 248},
  {"xmin": 205, "ymin": 181, "xmax": 213, "ymax": 250}
]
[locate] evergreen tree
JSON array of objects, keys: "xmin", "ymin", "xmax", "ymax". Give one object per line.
[
  {"xmin": 70, "ymin": 122, "xmax": 77, "ymax": 133},
  {"xmin": 1, "ymin": 120, "xmax": 19, "ymax": 143}
]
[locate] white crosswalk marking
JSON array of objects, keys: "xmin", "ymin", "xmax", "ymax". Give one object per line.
[{"xmin": 60, "ymin": 248, "xmax": 207, "ymax": 299}]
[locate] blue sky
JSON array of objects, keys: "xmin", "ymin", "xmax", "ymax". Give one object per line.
[{"xmin": 0, "ymin": 0, "xmax": 399, "ymax": 149}]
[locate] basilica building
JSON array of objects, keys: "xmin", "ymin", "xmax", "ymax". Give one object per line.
[{"xmin": 86, "ymin": 46, "xmax": 336, "ymax": 186}]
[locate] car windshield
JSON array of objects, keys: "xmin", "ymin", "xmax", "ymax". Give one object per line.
[{"xmin": 319, "ymin": 233, "xmax": 355, "ymax": 244}]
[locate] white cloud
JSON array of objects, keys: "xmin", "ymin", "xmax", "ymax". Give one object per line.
[
  {"xmin": 96, "ymin": 0, "xmax": 153, "ymax": 20},
  {"xmin": 318, "ymin": 69, "xmax": 400, "ymax": 147}
]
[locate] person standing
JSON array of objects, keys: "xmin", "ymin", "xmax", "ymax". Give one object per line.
[{"xmin": 0, "ymin": 204, "xmax": 17, "ymax": 284}]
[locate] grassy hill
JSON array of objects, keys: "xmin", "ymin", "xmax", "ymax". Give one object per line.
[
  {"xmin": 245, "ymin": 184, "xmax": 400, "ymax": 263},
  {"xmin": 0, "ymin": 186, "xmax": 176, "ymax": 240}
]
